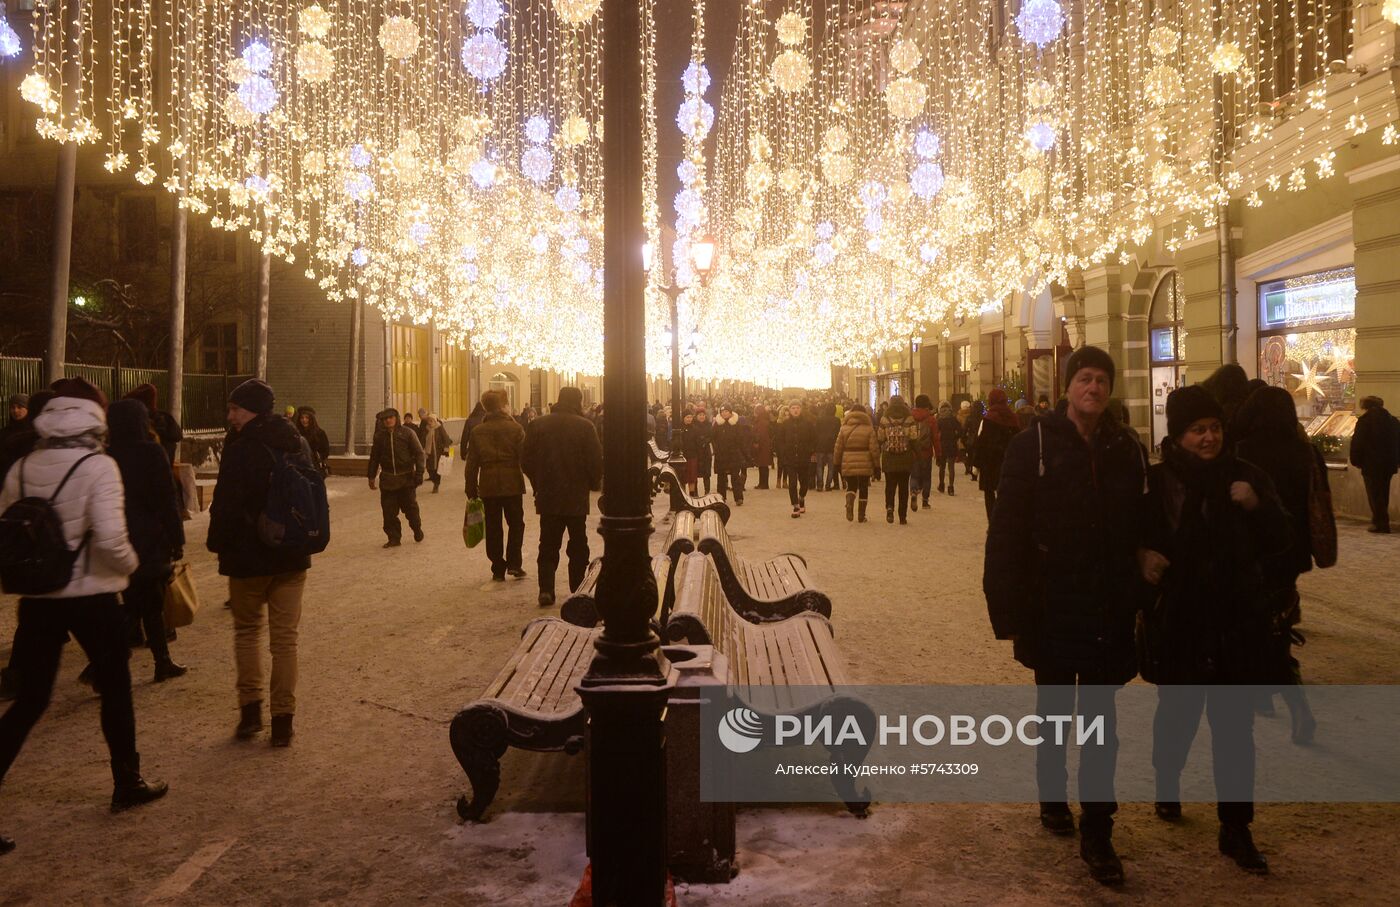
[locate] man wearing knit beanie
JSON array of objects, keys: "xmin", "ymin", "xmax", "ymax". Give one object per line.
[
  {"xmin": 209, "ymin": 376, "xmax": 317, "ymax": 747},
  {"xmin": 983, "ymin": 341, "xmax": 1146, "ymax": 886},
  {"xmin": 123, "ymin": 382, "xmax": 183, "ymax": 465},
  {"xmin": 50, "ymin": 375, "xmax": 109, "ymax": 410}
]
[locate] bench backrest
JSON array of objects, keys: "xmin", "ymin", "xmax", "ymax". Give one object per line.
[
  {"xmin": 660, "ymin": 510, "xmax": 696, "ymax": 559},
  {"xmin": 697, "ymin": 508, "xmax": 739, "ymax": 569},
  {"xmin": 647, "ymin": 438, "xmax": 668, "ymax": 464},
  {"xmin": 667, "ymin": 552, "xmax": 736, "ymax": 648}
]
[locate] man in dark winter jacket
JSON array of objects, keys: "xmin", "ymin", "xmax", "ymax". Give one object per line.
[
  {"xmin": 711, "ymin": 402, "xmax": 753, "ymax": 506},
  {"xmin": 522, "ymin": 387, "xmax": 603, "ymax": 608},
  {"xmin": 1350, "ymin": 396, "xmax": 1399, "ymax": 533},
  {"xmin": 982, "ymin": 345, "xmax": 1147, "ymax": 887},
  {"xmin": 813, "ymin": 404, "xmax": 842, "ymax": 491},
  {"xmin": 123, "ymin": 383, "xmax": 182, "ymax": 465},
  {"xmin": 466, "ymin": 391, "xmax": 528, "ymax": 581},
  {"xmin": 208, "ymin": 379, "xmax": 316, "ymax": 747},
  {"xmin": 775, "ymin": 401, "xmax": 818, "ymax": 516},
  {"xmin": 368, "ymin": 408, "xmax": 426, "ymax": 547},
  {"xmin": 909, "ymin": 396, "xmax": 937, "ymax": 509},
  {"xmin": 935, "ymin": 401, "xmax": 964, "ymax": 495}
]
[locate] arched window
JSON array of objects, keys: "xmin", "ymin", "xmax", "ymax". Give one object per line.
[{"xmin": 1148, "ymin": 271, "xmax": 1186, "ymax": 449}]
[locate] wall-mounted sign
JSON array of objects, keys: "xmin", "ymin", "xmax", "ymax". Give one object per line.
[
  {"xmin": 1150, "ymin": 327, "xmax": 1176, "ymax": 362},
  {"xmin": 1259, "ymin": 268, "xmax": 1355, "ymax": 329}
]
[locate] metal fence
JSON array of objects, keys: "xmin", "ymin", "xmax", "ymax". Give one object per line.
[{"xmin": 0, "ymin": 356, "xmax": 247, "ymax": 431}]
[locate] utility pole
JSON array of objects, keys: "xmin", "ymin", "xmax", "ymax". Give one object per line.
[{"xmin": 44, "ymin": 0, "xmax": 83, "ymax": 385}]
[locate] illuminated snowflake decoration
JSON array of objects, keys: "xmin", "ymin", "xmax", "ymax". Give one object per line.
[
  {"xmin": 677, "ymin": 97, "xmax": 714, "ymax": 141},
  {"xmin": 815, "ymin": 221, "xmax": 835, "ymax": 240},
  {"xmin": 1026, "ymin": 121, "xmax": 1057, "ymax": 152},
  {"xmin": 349, "ymin": 143, "xmax": 372, "ymax": 168},
  {"xmin": 914, "ymin": 129, "xmax": 941, "ymax": 159},
  {"xmin": 466, "ymin": 0, "xmax": 505, "ymax": 30},
  {"xmin": 525, "ymin": 115, "xmax": 550, "ymax": 144},
  {"xmin": 469, "ymin": 158, "xmax": 497, "ymax": 189},
  {"xmin": 344, "ymin": 171, "xmax": 373, "ymax": 201},
  {"xmin": 910, "ymin": 162, "xmax": 945, "ymax": 201},
  {"xmin": 1016, "ymin": 0, "xmax": 1065, "ymax": 48},
  {"xmin": 683, "ymin": 61, "xmax": 711, "ymax": 96},
  {"xmin": 242, "ymin": 40, "xmax": 273, "ymax": 73},
  {"xmin": 461, "ymin": 32, "xmax": 508, "ymax": 81},
  {"xmin": 237, "ymin": 76, "xmax": 279, "ymax": 116},
  {"xmin": 554, "ymin": 185, "xmax": 581, "ymax": 213},
  {"xmin": 351, "ymin": 247, "xmax": 369, "ymax": 266},
  {"xmin": 521, "ymin": 146, "xmax": 553, "ymax": 183}
]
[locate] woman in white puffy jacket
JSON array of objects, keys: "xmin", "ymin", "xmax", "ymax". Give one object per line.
[{"xmin": 0, "ymin": 378, "xmax": 167, "ymax": 857}]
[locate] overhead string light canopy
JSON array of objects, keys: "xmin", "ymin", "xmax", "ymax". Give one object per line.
[{"xmin": 18, "ymin": 0, "xmax": 1389, "ymax": 383}]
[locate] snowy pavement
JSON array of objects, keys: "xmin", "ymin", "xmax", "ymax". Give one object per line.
[{"xmin": 0, "ymin": 471, "xmax": 1397, "ymax": 904}]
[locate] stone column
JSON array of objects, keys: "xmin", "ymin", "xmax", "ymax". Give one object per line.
[
  {"xmin": 1082, "ymin": 265, "xmax": 1151, "ymax": 436},
  {"xmin": 1178, "ymin": 231, "xmax": 1226, "ymax": 383},
  {"xmin": 1350, "ymin": 158, "xmax": 1400, "ymax": 408}
]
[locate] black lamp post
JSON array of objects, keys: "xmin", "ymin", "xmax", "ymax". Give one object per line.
[
  {"xmin": 645, "ymin": 235, "xmax": 714, "ymax": 473},
  {"xmin": 577, "ymin": 1, "xmax": 672, "ymax": 903}
]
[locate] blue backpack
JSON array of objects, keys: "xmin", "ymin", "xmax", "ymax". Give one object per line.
[{"xmin": 256, "ymin": 444, "xmax": 330, "ymax": 555}]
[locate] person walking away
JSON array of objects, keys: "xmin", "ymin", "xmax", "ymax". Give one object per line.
[
  {"xmin": 983, "ymin": 346, "xmax": 1146, "ymax": 886},
  {"xmin": 750, "ymin": 405, "xmax": 773, "ymax": 489},
  {"xmin": 465, "ymin": 392, "xmax": 527, "ymax": 581},
  {"xmin": 833, "ymin": 405, "xmax": 879, "ymax": 523},
  {"xmin": 710, "ymin": 403, "xmax": 752, "ymax": 506},
  {"xmin": 691, "ymin": 408, "xmax": 713, "ymax": 495},
  {"xmin": 909, "ymin": 396, "xmax": 938, "ymax": 510},
  {"xmin": 419, "ymin": 412, "xmax": 453, "ymax": 493},
  {"xmin": 108, "ymin": 399, "xmax": 187, "ymax": 682},
  {"xmin": 679, "ymin": 410, "xmax": 701, "ymax": 492},
  {"xmin": 1233, "ymin": 386, "xmax": 1327, "ymax": 742},
  {"xmin": 814, "ymin": 403, "xmax": 843, "ymax": 492},
  {"xmin": 773, "ymin": 405, "xmax": 790, "ymax": 489},
  {"xmin": 0, "ymin": 378, "xmax": 168, "ymax": 853},
  {"xmin": 1137, "ymin": 385, "xmax": 1290, "ymax": 874},
  {"xmin": 123, "ymin": 384, "xmax": 182, "ymax": 465},
  {"xmin": 971, "ymin": 389, "xmax": 1019, "ymax": 520},
  {"xmin": 935, "ymin": 401, "xmax": 963, "ymax": 497},
  {"xmin": 958, "ymin": 400, "xmax": 980, "ymax": 476},
  {"xmin": 368, "ymin": 408, "xmax": 426, "ymax": 547},
  {"xmin": 208, "ymin": 379, "xmax": 318, "ymax": 746},
  {"xmin": 878, "ymin": 396, "xmax": 918, "ymax": 523},
  {"xmin": 775, "ymin": 401, "xmax": 817, "ymax": 517},
  {"xmin": 522, "ymin": 387, "xmax": 603, "ymax": 608},
  {"xmin": 295, "ymin": 407, "xmax": 331, "ymax": 476},
  {"xmin": 1350, "ymin": 395, "xmax": 1399, "ymax": 533}
]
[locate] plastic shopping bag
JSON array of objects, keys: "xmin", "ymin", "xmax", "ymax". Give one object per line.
[
  {"xmin": 162, "ymin": 561, "xmax": 200, "ymax": 629},
  {"xmin": 463, "ymin": 497, "xmax": 485, "ymax": 548}
]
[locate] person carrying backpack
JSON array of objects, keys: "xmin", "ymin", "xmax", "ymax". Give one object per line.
[
  {"xmin": 0, "ymin": 378, "xmax": 169, "ymax": 855},
  {"xmin": 208, "ymin": 379, "xmax": 321, "ymax": 747},
  {"xmin": 878, "ymin": 395, "xmax": 919, "ymax": 524}
]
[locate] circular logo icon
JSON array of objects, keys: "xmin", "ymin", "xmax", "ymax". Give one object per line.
[{"xmin": 717, "ymin": 707, "xmax": 764, "ymax": 754}]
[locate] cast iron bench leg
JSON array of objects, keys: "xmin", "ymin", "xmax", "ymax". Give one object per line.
[{"xmin": 450, "ymin": 704, "xmax": 510, "ymax": 822}]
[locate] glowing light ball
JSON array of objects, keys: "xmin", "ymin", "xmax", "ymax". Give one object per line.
[
  {"xmin": 409, "ymin": 222, "xmax": 432, "ymax": 246},
  {"xmin": 560, "ymin": 115, "xmax": 590, "ymax": 146},
  {"xmin": 296, "ymin": 42, "xmax": 334, "ymax": 83},
  {"xmin": 1027, "ymin": 78, "xmax": 1054, "ymax": 109},
  {"xmin": 391, "ymin": 148, "xmax": 419, "ymax": 180},
  {"xmin": 822, "ymin": 125, "xmax": 849, "ymax": 152},
  {"xmin": 223, "ymin": 92, "xmax": 255, "ymax": 127},
  {"xmin": 914, "ymin": 129, "xmax": 941, "ymax": 159},
  {"xmin": 910, "ymin": 162, "xmax": 945, "ymax": 201},
  {"xmin": 885, "ymin": 77, "xmax": 927, "ymax": 119},
  {"xmin": 749, "ymin": 133, "xmax": 772, "ymax": 160},
  {"xmin": 378, "ymin": 16, "xmax": 420, "ymax": 59},
  {"xmin": 1025, "ymin": 121, "xmax": 1057, "ymax": 152},
  {"xmin": 521, "ymin": 146, "xmax": 553, "ymax": 183},
  {"xmin": 351, "ymin": 247, "xmax": 369, "ymax": 266},
  {"xmin": 1015, "ymin": 0, "xmax": 1065, "ymax": 49},
  {"xmin": 889, "ymin": 39, "xmax": 922, "ymax": 75},
  {"xmin": 813, "ymin": 242, "xmax": 836, "ymax": 266},
  {"xmin": 301, "ymin": 150, "xmax": 327, "ymax": 175},
  {"xmin": 1210, "ymin": 41, "xmax": 1244, "ymax": 75},
  {"xmin": 242, "ymin": 40, "xmax": 273, "ymax": 73},
  {"xmin": 470, "ymin": 158, "xmax": 497, "ymax": 189},
  {"xmin": 676, "ymin": 97, "xmax": 714, "ymax": 140},
  {"xmin": 1148, "ymin": 26, "xmax": 1179, "ymax": 58},
  {"xmin": 776, "ymin": 12, "xmax": 806, "ymax": 46},
  {"xmin": 554, "ymin": 0, "xmax": 601, "ymax": 26},
  {"xmin": 299, "ymin": 5, "xmax": 332, "ymax": 38},
  {"xmin": 815, "ymin": 221, "xmax": 835, "ymax": 240},
  {"xmin": 863, "ymin": 212, "xmax": 883, "ymax": 233},
  {"xmin": 245, "ymin": 175, "xmax": 271, "ymax": 195},
  {"xmin": 771, "ymin": 50, "xmax": 811, "ymax": 92},
  {"xmin": 821, "ymin": 152, "xmax": 852, "ymax": 185},
  {"xmin": 0, "ymin": 16, "xmax": 22, "ymax": 58},
  {"xmin": 19, "ymin": 73, "xmax": 51, "ymax": 106},
  {"xmin": 237, "ymin": 75, "xmax": 279, "ymax": 115},
  {"xmin": 226, "ymin": 57, "xmax": 252, "ymax": 84},
  {"xmin": 860, "ymin": 180, "xmax": 888, "ymax": 209},
  {"xmin": 677, "ymin": 159, "xmax": 699, "ymax": 186},
  {"xmin": 462, "ymin": 32, "xmax": 508, "ymax": 80},
  {"xmin": 745, "ymin": 161, "xmax": 773, "ymax": 195},
  {"xmin": 1386, "ymin": 0, "xmax": 1400, "ymax": 24},
  {"xmin": 779, "ymin": 168, "xmax": 803, "ymax": 193},
  {"xmin": 525, "ymin": 115, "xmax": 550, "ymax": 144},
  {"xmin": 344, "ymin": 172, "xmax": 374, "ymax": 201},
  {"xmin": 683, "ymin": 61, "xmax": 711, "ymax": 96},
  {"xmin": 1144, "ymin": 64, "xmax": 1185, "ymax": 106},
  {"xmin": 349, "ymin": 143, "xmax": 372, "ymax": 168},
  {"xmin": 465, "ymin": 0, "xmax": 505, "ymax": 30}
]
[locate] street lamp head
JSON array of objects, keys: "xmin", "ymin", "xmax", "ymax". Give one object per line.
[
  {"xmin": 641, "ymin": 240, "xmax": 654, "ymax": 273},
  {"xmin": 689, "ymin": 234, "xmax": 716, "ymax": 278}
]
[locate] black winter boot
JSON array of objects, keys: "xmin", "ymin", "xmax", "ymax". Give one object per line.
[
  {"xmin": 1040, "ymin": 803, "xmax": 1074, "ymax": 835},
  {"xmin": 1154, "ymin": 801, "xmax": 1182, "ymax": 822},
  {"xmin": 154, "ymin": 659, "xmax": 188, "ymax": 682},
  {"xmin": 1219, "ymin": 823, "xmax": 1268, "ymax": 873},
  {"xmin": 236, "ymin": 701, "xmax": 264, "ymax": 740},
  {"xmin": 857, "ymin": 501, "xmax": 868, "ymax": 523},
  {"xmin": 0, "ymin": 833, "xmax": 13, "ymax": 855},
  {"xmin": 845, "ymin": 491, "xmax": 855, "ymax": 522},
  {"xmin": 1080, "ymin": 833, "xmax": 1125, "ymax": 885},
  {"xmin": 110, "ymin": 754, "xmax": 169, "ymax": 813},
  {"xmin": 271, "ymin": 714, "xmax": 294, "ymax": 748}
]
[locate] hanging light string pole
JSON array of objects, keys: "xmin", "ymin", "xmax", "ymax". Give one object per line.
[
  {"xmin": 577, "ymin": 0, "xmax": 674, "ymax": 904},
  {"xmin": 645, "ymin": 234, "xmax": 714, "ymax": 473}
]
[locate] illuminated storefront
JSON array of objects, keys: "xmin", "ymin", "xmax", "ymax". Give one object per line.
[{"xmin": 1256, "ymin": 267, "xmax": 1356, "ymax": 418}]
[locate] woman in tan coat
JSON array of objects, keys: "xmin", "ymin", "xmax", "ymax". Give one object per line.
[{"xmin": 833, "ymin": 406, "xmax": 880, "ymax": 522}]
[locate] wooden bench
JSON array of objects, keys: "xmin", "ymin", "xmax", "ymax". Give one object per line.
[
  {"xmin": 656, "ymin": 464, "xmax": 731, "ymax": 524},
  {"xmin": 560, "ymin": 512, "xmax": 695, "ymax": 628},
  {"xmin": 695, "ymin": 509, "xmax": 832, "ymax": 623},
  {"xmin": 648, "ymin": 438, "xmax": 671, "ymax": 465},
  {"xmin": 667, "ymin": 552, "xmax": 871, "ymax": 816},
  {"xmin": 449, "ymin": 618, "xmax": 598, "ymax": 821}
]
